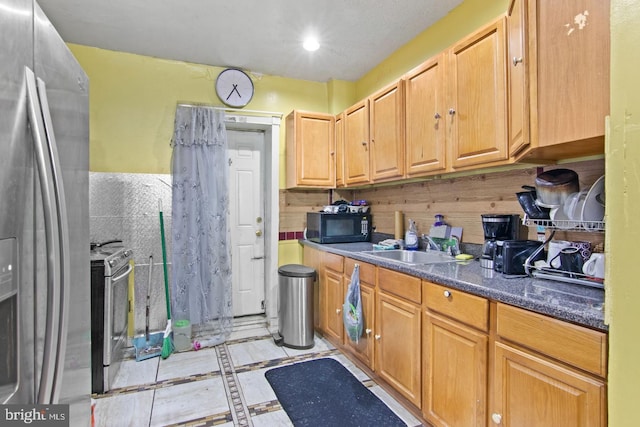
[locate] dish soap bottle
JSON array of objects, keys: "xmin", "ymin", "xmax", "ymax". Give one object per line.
[{"xmin": 405, "ymin": 219, "xmax": 419, "ymax": 251}]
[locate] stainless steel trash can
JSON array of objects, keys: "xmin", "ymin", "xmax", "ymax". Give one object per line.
[{"xmin": 277, "ymin": 264, "xmax": 316, "ymax": 349}]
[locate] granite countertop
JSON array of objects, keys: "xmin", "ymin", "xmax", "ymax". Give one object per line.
[{"xmin": 300, "ymin": 240, "xmax": 607, "ymax": 332}]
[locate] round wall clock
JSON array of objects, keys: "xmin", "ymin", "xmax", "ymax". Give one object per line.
[{"xmin": 215, "ymin": 68, "xmax": 254, "ymax": 108}]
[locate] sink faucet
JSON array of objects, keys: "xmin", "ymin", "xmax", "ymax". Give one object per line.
[{"xmin": 422, "ymin": 234, "xmax": 441, "ymax": 251}]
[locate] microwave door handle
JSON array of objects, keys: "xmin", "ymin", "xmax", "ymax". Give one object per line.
[
  {"xmin": 26, "ymin": 67, "xmax": 60, "ymax": 405},
  {"xmin": 36, "ymin": 75, "xmax": 71, "ymax": 404}
]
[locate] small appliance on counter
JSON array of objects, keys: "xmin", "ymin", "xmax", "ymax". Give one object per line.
[
  {"xmin": 480, "ymin": 214, "xmax": 520, "ymax": 269},
  {"xmin": 494, "ymin": 240, "xmax": 545, "ymax": 275},
  {"xmin": 306, "ymin": 211, "xmax": 372, "ymax": 244}
]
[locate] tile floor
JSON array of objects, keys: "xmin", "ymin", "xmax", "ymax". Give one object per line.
[{"xmin": 93, "ymin": 321, "xmax": 423, "ymax": 427}]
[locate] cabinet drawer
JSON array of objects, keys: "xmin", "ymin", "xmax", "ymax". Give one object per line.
[
  {"xmin": 344, "ymin": 258, "xmax": 375, "ymax": 286},
  {"xmin": 378, "ymin": 268, "xmax": 421, "ymax": 304},
  {"xmin": 323, "ymin": 252, "xmax": 344, "ymax": 273},
  {"xmin": 424, "ymin": 282, "xmax": 489, "ymax": 332},
  {"xmin": 496, "ymin": 304, "xmax": 607, "ymax": 377}
]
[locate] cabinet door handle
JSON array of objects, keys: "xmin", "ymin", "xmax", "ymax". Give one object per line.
[
  {"xmin": 336, "ymin": 308, "xmax": 341, "ymax": 314},
  {"xmin": 491, "ymin": 413, "xmax": 502, "ymax": 424},
  {"xmin": 443, "ymin": 290, "xmax": 451, "ymax": 298},
  {"xmin": 434, "ymin": 112, "xmax": 441, "ymax": 120},
  {"xmin": 365, "ymin": 328, "xmax": 372, "ymax": 335},
  {"xmin": 374, "ymin": 334, "xmax": 381, "ymax": 340},
  {"xmin": 448, "ymin": 108, "xmax": 456, "ymax": 116},
  {"xmin": 512, "ymin": 56, "xmax": 523, "ymax": 66}
]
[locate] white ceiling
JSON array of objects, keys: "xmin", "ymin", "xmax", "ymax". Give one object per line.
[{"xmin": 37, "ymin": 0, "xmax": 463, "ymax": 83}]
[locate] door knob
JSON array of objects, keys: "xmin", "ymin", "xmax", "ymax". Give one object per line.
[
  {"xmin": 256, "ymin": 217, "xmax": 262, "ymax": 223},
  {"xmin": 512, "ymin": 56, "xmax": 523, "ymax": 66},
  {"xmin": 443, "ymin": 290, "xmax": 451, "ymax": 298},
  {"xmin": 491, "ymin": 413, "xmax": 502, "ymax": 424},
  {"xmin": 336, "ymin": 308, "xmax": 341, "ymax": 314},
  {"xmin": 255, "ymin": 230, "xmax": 262, "ymax": 237},
  {"xmin": 365, "ymin": 328, "xmax": 372, "ymax": 335},
  {"xmin": 374, "ymin": 334, "xmax": 381, "ymax": 340}
]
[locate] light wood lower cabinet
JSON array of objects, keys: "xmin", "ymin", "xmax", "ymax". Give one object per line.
[
  {"xmin": 423, "ymin": 282, "xmax": 489, "ymax": 427},
  {"xmin": 323, "ymin": 252, "xmax": 344, "ymax": 344},
  {"xmin": 343, "ymin": 258, "xmax": 375, "ymax": 370},
  {"xmin": 492, "ymin": 303, "xmax": 607, "ymax": 426},
  {"xmin": 492, "ymin": 342, "xmax": 606, "ymax": 426},
  {"xmin": 376, "ymin": 290, "xmax": 422, "ymax": 408},
  {"xmin": 305, "ymin": 248, "xmax": 607, "ymax": 426},
  {"xmin": 424, "ymin": 312, "xmax": 488, "ymax": 427}
]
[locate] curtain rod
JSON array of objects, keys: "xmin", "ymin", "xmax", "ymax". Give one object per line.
[{"xmin": 176, "ymin": 103, "xmax": 283, "ymax": 118}]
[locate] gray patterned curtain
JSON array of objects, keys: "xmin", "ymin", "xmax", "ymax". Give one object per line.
[{"xmin": 170, "ymin": 105, "xmax": 232, "ymax": 347}]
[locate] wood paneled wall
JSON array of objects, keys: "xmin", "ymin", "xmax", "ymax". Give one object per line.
[
  {"xmin": 279, "ymin": 189, "xmax": 328, "ymax": 232},
  {"xmin": 280, "ymin": 159, "xmax": 605, "ymax": 245}
]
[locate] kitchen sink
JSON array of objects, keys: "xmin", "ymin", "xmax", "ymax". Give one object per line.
[{"xmin": 360, "ymin": 249, "xmax": 458, "ymax": 265}]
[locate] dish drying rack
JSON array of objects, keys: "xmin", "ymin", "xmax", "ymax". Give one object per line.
[{"xmin": 522, "ymin": 216, "xmax": 605, "ymax": 289}]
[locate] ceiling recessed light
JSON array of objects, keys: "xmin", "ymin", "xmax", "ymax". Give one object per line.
[{"xmin": 303, "ymin": 37, "xmax": 320, "ymax": 52}]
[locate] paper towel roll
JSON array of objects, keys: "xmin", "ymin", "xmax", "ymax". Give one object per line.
[{"xmin": 394, "ymin": 211, "xmax": 404, "ymax": 239}]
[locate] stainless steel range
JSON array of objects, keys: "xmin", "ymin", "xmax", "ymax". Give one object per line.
[{"xmin": 90, "ymin": 241, "xmax": 133, "ymax": 394}]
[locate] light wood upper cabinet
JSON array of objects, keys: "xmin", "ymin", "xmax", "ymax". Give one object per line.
[
  {"xmin": 507, "ymin": 0, "xmax": 530, "ymax": 156},
  {"xmin": 369, "ymin": 80, "xmax": 405, "ymax": 182},
  {"xmin": 335, "ymin": 113, "xmax": 344, "ymax": 187},
  {"xmin": 510, "ymin": 0, "xmax": 610, "ymax": 162},
  {"xmin": 448, "ymin": 17, "xmax": 509, "ymax": 169},
  {"xmin": 404, "ymin": 53, "xmax": 448, "ymax": 177},
  {"xmin": 285, "ymin": 110, "xmax": 335, "ymax": 189},
  {"xmin": 343, "ymin": 100, "xmax": 370, "ymax": 186}
]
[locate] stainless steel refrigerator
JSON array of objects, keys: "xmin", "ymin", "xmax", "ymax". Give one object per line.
[{"xmin": 1, "ymin": 0, "xmax": 91, "ymax": 424}]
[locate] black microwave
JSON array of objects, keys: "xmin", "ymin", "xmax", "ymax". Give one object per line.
[{"xmin": 306, "ymin": 212, "xmax": 372, "ymax": 244}]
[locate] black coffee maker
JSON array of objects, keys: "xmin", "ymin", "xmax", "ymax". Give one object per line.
[{"xmin": 480, "ymin": 214, "xmax": 520, "ymax": 269}]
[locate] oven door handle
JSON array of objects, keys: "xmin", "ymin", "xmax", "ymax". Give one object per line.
[{"xmin": 111, "ymin": 264, "xmax": 133, "ymax": 282}]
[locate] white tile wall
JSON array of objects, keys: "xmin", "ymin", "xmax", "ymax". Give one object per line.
[{"xmin": 90, "ymin": 172, "xmax": 173, "ymax": 334}]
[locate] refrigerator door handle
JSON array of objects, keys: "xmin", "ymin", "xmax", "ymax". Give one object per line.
[
  {"xmin": 25, "ymin": 67, "xmax": 71, "ymax": 405},
  {"xmin": 36, "ymin": 75, "xmax": 71, "ymax": 404}
]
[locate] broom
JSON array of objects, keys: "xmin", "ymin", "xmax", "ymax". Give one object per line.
[{"xmin": 159, "ymin": 199, "xmax": 174, "ymax": 359}]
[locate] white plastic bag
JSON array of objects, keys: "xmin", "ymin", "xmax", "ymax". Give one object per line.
[{"xmin": 343, "ymin": 264, "xmax": 363, "ymax": 343}]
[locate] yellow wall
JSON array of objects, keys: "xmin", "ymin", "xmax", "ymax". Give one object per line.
[
  {"xmin": 355, "ymin": 0, "xmax": 509, "ymax": 98},
  {"xmin": 277, "ymin": 240, "xmax": 303, "ymax": 266},
  {"xmin": 607, "ymin": 1, "xmax": 640, "ymax": 425},
  {"xmin": 69, "ymin": 44, "xmax": 330, "ymax": 177}
]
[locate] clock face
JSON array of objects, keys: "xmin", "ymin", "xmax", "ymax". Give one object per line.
[{"xmin": 215, "ymin": 68, "xmax": 254, "ymax": 108}]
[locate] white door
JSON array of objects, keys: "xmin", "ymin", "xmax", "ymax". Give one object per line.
[{"xmin": 228, "ymin": 129, "xmax": 265, "ymax": 317}]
